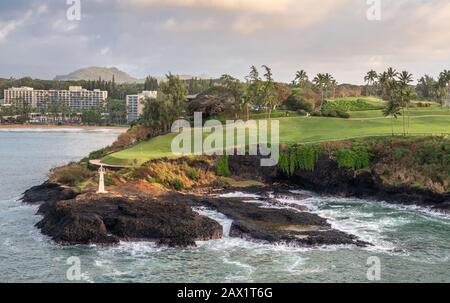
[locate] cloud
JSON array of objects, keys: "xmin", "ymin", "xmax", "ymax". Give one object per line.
[
  {"xmin": 405, "ymin": 1, "xmax": 450, "ymax": 55},
  {"xmin": 160, "ymin": 17, "xmax": 216, "ymax": 32},
  {"xmin": 52, "ymin": 19, "xmax": 78, "ymax": 32},
  {"xmin": 0, "ymin": 4, "xmax": 47, "ymax": 42},
  {"xmin": 1, "ymin": 0, "xmax": 450, "ymax": 84},
  {"xmin": 128, "ymin": 0, "xmax": 350, "ymax": 33},
  {"xmin": 123, "ymin": 0, "xmax": 293, "ymax": 13},
  {"xmin": 100, "ymin": 47, "xmax": 111, "ymax": 55},
  {"xmin": 0, "ymin": 11, "xmax": 33, "ymax": 42}
]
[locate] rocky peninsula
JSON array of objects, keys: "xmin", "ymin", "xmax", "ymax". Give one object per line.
[{"xmin": 22, "ymin": 136, "xmax": 449, "ymax": 248}]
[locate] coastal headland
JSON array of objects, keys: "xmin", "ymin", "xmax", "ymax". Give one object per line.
[{"xmin": 21, "ymin": 136, "xmax": 449, "ymax": 248}]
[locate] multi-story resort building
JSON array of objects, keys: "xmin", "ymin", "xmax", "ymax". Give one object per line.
[
  {"xmin": 3, "ymin": 86, "xmax": 108, "ymax": 111},
  {"xmin": 126, "ymin": 91, "xmax": 157, "ymax": 123}
]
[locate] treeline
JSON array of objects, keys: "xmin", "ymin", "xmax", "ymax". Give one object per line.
[
  {"xmin": 0, "ymin": 76, "xmax": 220, "ymax": 100},
  {"xmin": 363, "ymin": 69, "xmax": 450, "ymax": 106},
  {"xmin": 362, "ymin": 68, "xmax": 450, "ymax": 135}
]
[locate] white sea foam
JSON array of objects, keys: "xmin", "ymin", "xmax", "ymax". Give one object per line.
[
  {"xmin": 219, "ymin": 191, "xmax": 261, "ymax": 199},
  {"xmin": 377, "ymin": 201, "xmax": 450, "ymax": 221},
  {"xmin": 193, "ymin": 207, "xmax": 233, "ymax": 237},
  {"xmin": 278, "ymin": 195, "xmax": 410, "ymax": 253},
  {"xmin": 102, "ymin": 241, "xmax": 164, "ymax": 258}
]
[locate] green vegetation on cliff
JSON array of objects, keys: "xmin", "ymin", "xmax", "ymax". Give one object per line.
[{"xmin": 277, "ymin": 136, "xmax": 449, "ymax": 193}]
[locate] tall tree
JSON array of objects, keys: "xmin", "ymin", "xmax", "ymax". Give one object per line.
[
  {"xmin": 220, "ymin": 74, "xmax": 244, "ymax": 119},
  {"xmin": 397, "ymin": 71, "xmax": 414, "ymax": 134},
  {"xmin": 383, "ymin": 94, "xmax": 402, "ymax": 136},
  {"xmin": 294, "ymin": 70, "xmax": 309, "ymax": 87},
  {"xmin": 313, "ymin": 73, "xmax": 334, "ymax": 109},
  {"xmin": 144, "ymin": 76, "xmax": 159, "ymax": 91},
  {"xmin": 364, "ymin": 70, "xmax": 378, "ymax": 96},
  {"xmin": 416, "ymin": 75, "xmax": 436, "ymax": 100},
  {"xmin": 159, "ymin": 73, "xmax": 188, "ymax": 121},
  {"xmin": 245, "ymin": 65, "xmax": 263, "ymax": 118},
  {"xmin": 261, "ymin": 65, "xmax": 277, "ymax": 121}
]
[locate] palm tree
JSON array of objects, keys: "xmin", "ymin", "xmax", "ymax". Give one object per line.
[
  {"xmin": 322, "ymin": 73, "xmax": 334, "ymax": 100},
  {"xmin": 386, "ymin": 67, "xmax": 399, "ymax": 81},
  {"xmin": 436, "ymin": 72, "xmax": 449, "ymax": 108},
  {"xmin": 439, "ymin": 70, "xmax": 450, "ymax": 108},
  {"xmin": 331, "ymin": 79, "xmax": 338, "ymax": 99},
  {"xmin": 294, "ymin": 70, "xmax": 308, "ymax": 87},
  {"xmin": 383, "ymin": 96, "xmax": 402, "ymax": 136},
  {"xmin": 313, "ymin": 73, "xmax": 326, "ymax": 110},
  {"xmin": 364, "ymin": 70, "xmax": 378, "ymax": 96},
  {"xmin": 378, "ymin": 72, "xmax": 389, "ymax": 99},
  {"xmin": 397, "ymin": 71, "xmax": 414, "ymax": 134}
]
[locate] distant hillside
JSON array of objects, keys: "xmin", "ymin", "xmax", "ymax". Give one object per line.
[{"xmin": 54, "ymin": 67, "xmax": 140, "ymax": 83}]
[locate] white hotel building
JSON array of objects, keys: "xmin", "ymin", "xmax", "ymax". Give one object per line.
[
  {"xmin": 126, "ymin": 91, "xmax": 157, "ymax": 123},
  {"xmin": 3, "ymin": 86, "xmax": 108, "ymax": 111}
]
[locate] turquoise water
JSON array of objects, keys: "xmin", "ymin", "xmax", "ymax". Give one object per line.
[{"xmin": 0, "ymin": 129, "xmax": 449, "ymax": 283}]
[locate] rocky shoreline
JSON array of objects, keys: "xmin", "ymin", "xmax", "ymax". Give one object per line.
[
  {"xmin": 21, "ymin": 148, "xmax": 448, "ymax": 248},
  {"xmin": 229, "ymin": 155, "xmax": 450, "ymax": 213},
  {"xmin": 22, "ymin": 182, "xmax": 369, "ymax": 248}
]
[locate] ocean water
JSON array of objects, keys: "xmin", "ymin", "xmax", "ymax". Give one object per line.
[{"xmin": 0, "ymin": 129, "xmax": 449, "ymax": 283}]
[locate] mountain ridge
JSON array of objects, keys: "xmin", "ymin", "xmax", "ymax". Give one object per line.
[{"xmin": 54, "ymin": 67, "xmax": 140, "ymax": 83}]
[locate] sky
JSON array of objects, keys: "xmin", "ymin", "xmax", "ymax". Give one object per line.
[{"xmin": 0, "ymin": 0, "xmax": 449, "ymax": 84}]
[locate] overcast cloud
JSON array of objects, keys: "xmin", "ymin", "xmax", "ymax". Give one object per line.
[{"xmin": 0, "ymin": 0, "xmax": 449, "ymax": 84}]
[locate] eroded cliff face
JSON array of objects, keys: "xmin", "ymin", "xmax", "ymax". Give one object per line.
[
  {"xmin": 227, "ymin": 137, "xmax": 449, "ymax": 210},
  {"xmin": 284, "ymin": 156, "xmax": 449, "ymax": 208}
]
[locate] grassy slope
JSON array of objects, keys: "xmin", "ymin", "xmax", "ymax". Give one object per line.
[{"xmin": 103, "ymin": 107, "xmax": 450, "ymax": 166}]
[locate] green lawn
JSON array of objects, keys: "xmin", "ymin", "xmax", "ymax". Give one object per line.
[
  {"xmin": 349, "ymin": 107, "xmax": 450, "ymax": 119},
  {"xmin": 102, "ymin": 107, "xmax": 450, "ymax": 166}
]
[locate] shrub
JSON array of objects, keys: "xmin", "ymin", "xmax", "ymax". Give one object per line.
[
  {"xmin": 336, "ymin": 147, "xmax": 370, "ymax": 170},
  {"xmin": 393, "ymin": 148, "xmax": 407, "ymax": 160},
  {"xmin": 104, "ymin": 174, "xmax": 116, "ymax": 186},
  {"xmin": 50, "ymin": 163, "xmax": 94, "ymax": 186},
  {"xmin": 278, "ymin": 145, "xmax": 322, "ymax": 176},
  {"xmin": 112, "ymin": 125, "xmax": 152, "ymax": 149},
  {"xmin": 337, "ymin": 111, "xmax": 350, "ymax": 119},
  {"xmin": 321, "ymin": 109, "xmax": 350, "ymax": 119},
  {"xmin": 297, "ymin": 109, "xmax": 308, "ymax": 116},
  {"xmin": 186, "ymin": 168, "xmax": 200, "ymax": 181},
  {"xmin": 89, "ymin": 147, "xmax": 113, "ymax": 160},
  {"xmin": 284, "ymin": 94, "xmax": 315, "ymax": 112},
  {"xmin": 322, "ymin": 98, "xmax": 384, "ymax": 112},
  {"xmin": 171, "ymin": 178, "xmax": 185, "ymax": 191},
  {"xmin": 215, "ymin": 155, "xmax": 231, "ymax": 177}
]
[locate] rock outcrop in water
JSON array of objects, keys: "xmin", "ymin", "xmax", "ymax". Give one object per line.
[
  {"xmin": 24, "ymin": 182, "xmax": 370, "ymax": 248},
  {"xmin": 22, "ymin": 182, "xmax": 78, "ymax": 204},
  {"xmin": 36, "ymin": 193, "xmax": 223, "ymax": 247},
  {"xmin": 194, "ymin": 196, "xmax": 369, "ymax": 247}
]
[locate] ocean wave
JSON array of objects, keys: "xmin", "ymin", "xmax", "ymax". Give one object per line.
[
  {"xmin": 193, "ymin": 207, "xmax": 233, "ymax": 237},
  {"xmin": 219, "ymin": 192, "xmax": 261, "ymax": 199},
  {"xmin": 377, "ymin": 201, "xmax": 450, "ymax": 221},
  {"xmin": 279, "ymin": 195, "xmax": 411, "ymax": 254}
]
